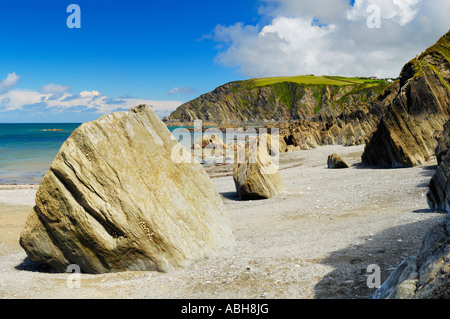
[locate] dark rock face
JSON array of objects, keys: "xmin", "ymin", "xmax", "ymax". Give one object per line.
[
  {"xmin": 374, "ymin": 214, "xmax": 450, "ymax": 299},
  {"xmin": 375, "ymin": 94, "xmax": 450, "ymax": 298},
  {"xmin": 362, "ymin": 31, "xmax": 450, "ymax": 168},
  {"xmin": 264, "ymin": 82, "xmax": 400, "ymax": 151},
  {"xmin": 434, "ymin": 121, "xmax": 450, "ymax": 166},
  {"xmin": 427, "ymin": 121, "xmax": 450, "ymax": 212}
]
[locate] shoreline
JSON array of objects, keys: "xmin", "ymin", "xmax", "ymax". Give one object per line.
[
  {"xmin": 0, "ymin": 144, "xmax": 444, "ymax": 299},
  {"xmin": 0, "ymin": 184, "xmax": 40, "ymax": 189}
]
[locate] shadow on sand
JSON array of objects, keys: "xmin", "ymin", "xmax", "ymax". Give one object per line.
[
  {"xmin": 313, "ymin": 211, "xmax": 444, "ymax": 299},
  {"xmin": 15, "ymin": 257, "xmax": 54, "ymax": 273},
  {"xmin": 220, "ymin": 191, "xmax": 241, "ymax": 201}
]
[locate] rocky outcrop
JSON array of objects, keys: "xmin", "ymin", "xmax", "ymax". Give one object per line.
[
  {"xmin": 168, "ymin": 77, "xmax": 391, "ymax": 125},
  {"xmin": 233, "ymin": 135, "xmax": 285, "ymax": 200},
  {"xmin": 373, "ymin": 214, "xmax": 450, "ymax": 299},
  {"xmin": 427, "ymin": 121, "xmax": 450, "ymax": 211},
  {"xmin": 192, "ymin": 134, "xmax": 227, "ymax": 150},
  {"xmin": 264, "ymin": 132, "xmax": 288, "ymax": 155},
  {"xmin": 19, "ymin": 105, "xmax": 235, "ymax": 274},
  {"xmin": 375, "ymin": 113, "xmax": 450, "ymax": 298},
  {"xmin": 327, "ymin": 154, "xmax": 349, "ymax": 169},
  {"xmin": 167, "ymin": 74, "xmax": 400, "ymax": 152},
  {"xmin": 362, "ymin": 31, "xmax": 450, "ymax": 168},
  {"xmin": 263, "ymin": 82, "xmax": 400, "ymax": 151}
]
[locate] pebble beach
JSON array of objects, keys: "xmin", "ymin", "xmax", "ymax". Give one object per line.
[{"xmin": 0, "ymin": 144, "xmax": 444, "ymax": 299}]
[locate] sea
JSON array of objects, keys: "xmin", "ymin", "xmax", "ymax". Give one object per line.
[
  {"xmin": 0, "ymin": 123, "xmax": 256, "ymax": 185},
  {"xmin": 0, "ymin": 123, "xmax": 198, "ymax": 185}
]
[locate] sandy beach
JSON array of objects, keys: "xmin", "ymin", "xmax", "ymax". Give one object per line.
[{"xmin": 0, "ymin": 144, "xmax": 444, "ymax": 299}]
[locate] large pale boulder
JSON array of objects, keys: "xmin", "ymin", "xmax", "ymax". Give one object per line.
[
  {"xmin": 19, "ymin": 105, "xmax": 235, "ymax": 274},
  {"xmin": 233, "ymin": 135, "xmax": 285, "ymax": 200}
]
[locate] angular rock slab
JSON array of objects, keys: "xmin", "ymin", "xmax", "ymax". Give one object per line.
[
  {"xmin": 362, "ymin": 31, "xmax": 450, "ymax": 168},
  {"xmin": 19, "ymin": 105, "xmax": 235, "ymax": 273},
  {"xmin": 233, "ymin": 135, "xmax": 285, "ymax": 200},
  {"xmin": 327, "ymin": 153, "xmax": 349, "ymax": 169}
]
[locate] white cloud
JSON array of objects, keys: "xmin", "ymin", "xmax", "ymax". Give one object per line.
[
  {"xmin": 347, "ymin": 0, "xmax": 420, "ymax": 25},
  {"xmin": 0, "ymin": 86, "xmax": 183, "ymax": 118},
  {"xmin": 168, "ymin": 86, "xmax": 199, "ymax": 96},
  {"xmin": 0, "ymin": 72, "xmax": 20, "ymax": 94},
  {"xmin": 40, "ymin": 83, "xmax": 70, "ymax": 94},
  {"xmin": 260, "ymin": 0, "xmax": 350, "ymax": 24},
  {"xmin": 79, "ymin": 90, "xmax": 101, "ymax": 98},
  {"xmin": 210, "ymin": 0, "xmax": 450, "ymax": 78},
  {"xmin": 0, "ymin": 90, "xmax": 43, "ymax": 111}
]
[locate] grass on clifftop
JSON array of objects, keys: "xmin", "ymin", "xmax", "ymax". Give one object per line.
[
  {"xmin": 247, "ymin": 75, "xmax": 388, "ymax": 88},
  {"xmin": 420, "ymin": 30, "xmax": 450, "ymax": 62}
]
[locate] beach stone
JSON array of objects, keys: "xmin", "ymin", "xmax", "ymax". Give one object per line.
[
  {"xmin": 19, "ymin": 105, "xmax": 235, "ymax": 274},
  {"xmin": 192, "ymin": 134, "xmax": 227, "ymax": 151},
  {"xmin": 233, "ymin": 136, "xmax": 285, "ymax": 200},
  {"xmin": 374, "ymin": 214, "xmax": 450, "ymax": 299},
  {"xmin": 191, "ymin": 134, "xmax": 228, "ymax": 161},
  {"xmin": 263, "ymin": 132, "xmax": 288, "ymax": 155},
  {"xmin": 327, "ymin": 153, "xmax": 349, "ymax": 169}
]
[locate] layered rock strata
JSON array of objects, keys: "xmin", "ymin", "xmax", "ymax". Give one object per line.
[
  {"xmin": 362, "ymin": 31, "xmax": 450, "ymax": 168},
  {"xmin": 20, "ymin": 105, "xmax": 235, "ymax": 274}
]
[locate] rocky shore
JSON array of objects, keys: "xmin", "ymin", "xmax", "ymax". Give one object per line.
[
  {"xmin": 0, "ymin": 29, "xmax": 448, "ymax": 301},
  {"xmin": 0, "ymin": 144, "xmax": 444, "ymax": 299}
]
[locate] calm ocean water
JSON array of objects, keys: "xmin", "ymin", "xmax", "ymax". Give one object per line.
[
  {"xmin": 0, "ymin": 124, "xmax": 81, "ymax": 184},
  {"xmin": 0, "ymin": 124, "xmax": 200, "ymax": 185},
  {"xmin": 0, "ymin": 123, "xmax": 257, "ymax": 184}
]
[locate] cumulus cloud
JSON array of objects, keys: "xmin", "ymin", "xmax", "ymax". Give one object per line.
[
  {"xmin": 0, "ymin": 87, "xmax": 183, "ymax": 119},
  {"xmin": 0, "ymin": 90, "xmax": 43, "ymax": 111},
  {"xmin": 0, "ymin": 72, "xmax": 20, "ymax": 94},
  {"xmin": 209, "ymin": 0, "xmax": 450, "ymax": 78},
  {"xmin": 79, "ymin": 90, "xmax": 101, "ymax": 98}
]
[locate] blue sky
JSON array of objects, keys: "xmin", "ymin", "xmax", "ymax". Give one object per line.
[
  {"xmin": 0, "ymin": 0, "xmax": 260, "ymax": 122},
  {"xmin": 0, "ymin": 0, "xmax": 448, "ymax": 123}
]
